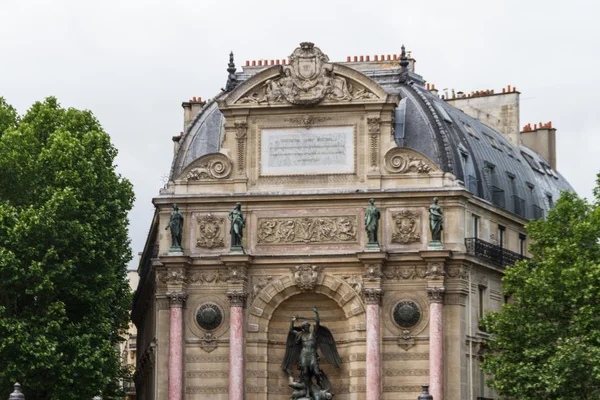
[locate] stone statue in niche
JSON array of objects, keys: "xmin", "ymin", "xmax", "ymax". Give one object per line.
[
  {"xmin": 165, "ymin": 203, "xmax": 183, "ymax": 252},
  {"xmin": 365, "ymin": 198, "xmax": 381, "ymax": 248},
  {"xmin": 282, "ymin": 307, "xmax": 340, "ymax": 399},
  {"xmin": 228, "ymin": 202, "xmax": 246, "ymax": 252},
  {"xmin": 428, "ymin": 197, "xmax": 444, "ymax": 248}
]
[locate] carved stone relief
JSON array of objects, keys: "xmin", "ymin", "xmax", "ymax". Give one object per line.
[
  {"xmin": 283, "ymin": 115, "xmax": 331, "ymax": 129},
  {"xmin": 447, "ymin": 265, "xmax": 469, "ymax": 280},
  {"xmin": 426, "ymin": 263, "xmax": 446, "ymax": 280},
  {"xmin": 342, "ymin": 275, "xmax": 363, "ymax": 295},
  {"xmin": 257, "ymin": 216, "xmax": 357, "ymax": 244},
  {"xmin": 184, "ymin": 153, "xmax": 232, "ymax": 181},
  {"xmin": 195, "ymin": 214, "xmax": 225, "ymax": 249},
  {"xmin": 384, "ymin": 148, "xmax": 434, "ymax": 174},
  {"xmin": 157, "ymin": 268, "xmax": 187, "ymax": 285},
  {"xmin": 291, "ymin": 264, "xmax": 322, "ymax": 292},
  {"xmin": 383, "ymin": 265, "xmax": 427, "ymax": 280},
  {"xmin": 227, "ymin": 266, "xmax": 248, "ymax": 284},
  {"xmin": 367, "ymin": 117, "xmax": 381, "ymax": 169},
  {"xmin": 251, "ymin": 275, "xmax": 273, "ymax": 301},
  {"xmin": 236, "ymin": 42, "xmax": 379, "ymax": 106},
  {"xmin": 234, "ymin": 122, "xmax": 248, "ymax": 175},
  {"xmin": 397, "ymin": 329, "xmax": 415, "ymax": 351},
  {"xmin": 188, "ymin": 270, "xmax": 228, "ymax": 285},
  {"xmin": 391, "ymin": 210, "xmax": 421, "ymax": 244},
  {"xmin": 363, "ymin": 263, "xmax": 383, "ymax": 281}
]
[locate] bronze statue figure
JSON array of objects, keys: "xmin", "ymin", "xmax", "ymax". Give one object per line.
[
  {"xmin": 282, "ymin": 307, "xmax": 340, "ymax": 399},
  {"xmin": 228, "ymin": 202, "xmax": 246, "ymax": 250},
  {"xmin": 429, "ymin": 197, "xmax": 444, "ymax": 242},
  {"xmin": 165, "ymin": 203, "xmax": 184, "ymax": 251},
  {"xmin": 365, "ymin": 198, "xmax": 380, "ymax": 246}
]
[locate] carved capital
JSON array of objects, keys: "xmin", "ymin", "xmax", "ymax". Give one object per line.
[
  {"xmin": 478, "ymin": 276, "xmax": 489, "ymax": 288},
  {"xmin": 363, "ymin": 263, "xmax": 383, "ymax": 281},
  {"xmin": 234, "ymin": 122, "xmax": 248, "ymax": 139},
  {"xmin": 362, "ymin": 288, "xmax": 384, "ymax": 305},
  {"xmin": 426, "ymin": 287, "xmax": 446, "ymax": 303},
  {"xmin": 367, "ymin": 116, "xmax": 381, "ymax": 135},
  {"xmin": 227, "ymin": 290, "xmax": 249, "ymax": 307},
  {"xmin": 166, "ymin": 291, "xmax": 188, "ymax": 308}
]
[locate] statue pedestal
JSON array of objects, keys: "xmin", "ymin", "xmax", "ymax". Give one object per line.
[
  {"xmin": 427, "ymin": 240, "xmax": 443, "ymax": 250},
  {"xmin": 229, "ymin": 246, "xmax": 245, "ymax": 254},
  {"xmin": 168, "ymin": 246, "xmax": 184, "ymax": 256},
  {"xmin": 365, "ymin": 242, "xmax": 381, "ymax": 251}
]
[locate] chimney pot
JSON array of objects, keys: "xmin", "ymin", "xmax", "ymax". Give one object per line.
[
  {"xmin": 270, "ymin": 59, "xmax": 274, "ymax": 65},
  {"xmin": 513, "ymin": 86, "xmax": 516, "ymax": 92},
  {"xmin": 347, "ymin": 56, "xmax": 351, "ymax": 62},
  {"xmin": 381, "ymin": 54, "xmax": 385, "ymax": 61},
  {"xmin": 360, "ymin": 55, "xmax": 364, "ymax": 61},
  {"xmin": 393, "ymin": 54, "xmax": 398, "ymax": 60},
  {"xmin": 502, "ymin": 88, "xmax": 506, "ymax": 93},
  {"xmin": 427, "ymin": 83, "xmax": 430, "ymax": 90},
  {"xmin": 534, "ymin": 124, "xmax": 537, "ymax": 130},
  {"xmin": 508, "ymin": 85, "xmax": 511, "ymax": 92},
  {"xmin": 180, "ymin": 131, "xmax": 184, "ymax": 136},
  {"xmin": 245, "ymin": 60, "xmax": 249, "ymax": 66},
  {"xmin": 387, "ymin": 54, "xmax": 391, "ymax": 60},
  {"xmin": 366, "ymin": 55, "xmax": 370, "ymax": 61},
  {"xmin": 258, "ymin": 60, "xmax": 262, "ymax": 66},
  {"xmin": 354, "ymin": 56, "xmax": 358, "ymax": 62},
  {"xmin": 374, "ymin": 55, "xmax": 379, "ymax": 61},
  {"xmin": 252, "ymin": 60, "xmax": 256, "ymax": 66},
  {"xmin": 193, "ymin": 96, "xmax": 197, "ymax": 101}
]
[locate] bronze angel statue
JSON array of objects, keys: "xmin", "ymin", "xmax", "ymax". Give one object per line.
[{"xmin": 282, "ymin": 307, "xmax": 341, "ymax": 399}]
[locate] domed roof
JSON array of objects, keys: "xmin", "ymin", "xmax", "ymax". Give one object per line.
[{"xmin": 171, "ymin": 60, "xmax": 572, "ymax": 220}]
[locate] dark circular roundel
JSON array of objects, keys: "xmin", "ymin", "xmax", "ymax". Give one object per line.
[
  {"xmin": 196, "ymin": 303, "xmax": 223, "ymax": 331},
  {"xmin": 393, "ymin": 300, "xmax": 421, "ymax": 328}
]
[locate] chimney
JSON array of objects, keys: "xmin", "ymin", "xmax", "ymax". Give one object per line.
[
  {"xmin": 430, "ymin": 83, "xmax": 439, "ymax": 97},
  {"xmin": 521, "ymin": 122, "xmax": 557, "ymax": 169},
  {"xmin": 182, "ymin": 97, "xmax": 205, "ymax": 130}
]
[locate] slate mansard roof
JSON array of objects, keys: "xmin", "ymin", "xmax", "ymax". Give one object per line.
[{"xmin": 169, "ymin": 60, "xmax": 572, "ymax": 220}]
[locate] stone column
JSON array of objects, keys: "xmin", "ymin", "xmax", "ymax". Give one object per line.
[
  {"xmin": 227, "ymin": 290, "xmax": 248, "ymax": 400},
  {"xmin": 363, "ymin": 288, "xmax": 383, "ymax": 400},
  {"xmin": 427, "ymin": 286, "xmax": 445, "ymax": 400},
  {"xmin": 166, "ymin": 291, "xmax": 187, "ymax": 400}
]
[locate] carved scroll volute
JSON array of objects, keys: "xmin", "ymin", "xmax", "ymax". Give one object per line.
[
  {"xmin": 367, "ymin": 117, "xmax": 381, "ymax": 170},
  {"xmin": 234, "ymin": 122, "xmax": 248, "ymax": 175}
]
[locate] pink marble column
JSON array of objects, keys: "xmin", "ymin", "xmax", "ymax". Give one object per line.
[
  {"xmin": 427, "ymin": 287, "xmax": 445, "ymax": 400},
  {"xmin": 167, "ymin": 291, "xmax": 187, "ymax": 400},
  {"xmin": 363, "ymin": 288, "xmax": 383, "ymax": 400},
  {"xmin": 227, "ymin": 291, "xmax": 248, "ymax": 400}
]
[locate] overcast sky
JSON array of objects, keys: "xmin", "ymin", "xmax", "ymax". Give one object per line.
[{"xmin": 1, "ymin": 0, "xmax": 598, "ymax": 269}]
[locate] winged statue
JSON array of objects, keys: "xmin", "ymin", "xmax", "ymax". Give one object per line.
[{"xmin": 281, "ymin": 307, "xmax": 341, "ymax": 400}]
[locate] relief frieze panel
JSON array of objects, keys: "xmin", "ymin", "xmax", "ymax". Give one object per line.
[{"xmin": 257, "ymin": 216, "xmax": 357, "ymax": 244}]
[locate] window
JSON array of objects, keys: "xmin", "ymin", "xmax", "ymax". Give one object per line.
[
  {"xmin": 484, "ymin": 132, "xmax": 502, "ymax": 151},
  {"xmin": 472, "ymin": 215, "xmax": 480, "ymax": 238},
  {"xmin": 546, "ymin": 193, "xmax": 554, "ymax": 209},
  {"xmin": 519, "ymin": 233, "xmax": 527, "ymax": 256},
  {"xmin": 478, "ymin": 285, "xmax": 486, "ymax": 332},
  {"xmin": 463, "ymin": 122, "xmax": 480, "ymax": 139},
  {"xmin": 498, "ymin": 225, "xmax": 505, "ymax": 248},
  {"xmin": 485, "ymin": 163, "xmax": 505, "ymax": 208},
  {"xmin": 521, "ymin": 151, "xmax": 544, "ymax": 173}
]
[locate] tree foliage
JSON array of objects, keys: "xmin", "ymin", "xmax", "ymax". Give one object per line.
[
  {"xmin": 0, "ymin": 97, "xmax": 134, "ymax": 400},
  {"xmin": 482, "ymin": 178, "xmax": 600, "ymax": 399}
]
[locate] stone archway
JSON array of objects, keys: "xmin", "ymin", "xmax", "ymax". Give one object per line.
[{"xmin": 245, "ymin": 272, "xmax": 367, "ymax": 400}]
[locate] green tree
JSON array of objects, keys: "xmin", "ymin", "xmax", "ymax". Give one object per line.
[
  {"xmin": 482, "ymin": 178, "xmax": 600, "ymax": 399},
  {"xmin": 0, "ymin": 97, "xmax": 135, "ymax": 400}
]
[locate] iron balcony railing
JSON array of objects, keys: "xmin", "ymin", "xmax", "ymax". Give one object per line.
[{"xmin": 465, "ymin": 238, "xmax": 527, "ymax": 268}]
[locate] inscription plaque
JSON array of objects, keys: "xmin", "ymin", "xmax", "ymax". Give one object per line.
[{"xmin": 261, "ymin": 126, "xmax": 354, "ymax": 175}]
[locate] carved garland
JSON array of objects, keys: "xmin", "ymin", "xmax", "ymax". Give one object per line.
[
  {"xmin": 257, "ymin": 216, "xmax": 357, "ymax": 244},
  {"xmin": 234, "ymin": 122, "xmax": 248, "ymax": 175},
  {"xmin": 367, "ymin": 117, "xmax": 381, "ymax": 170}
]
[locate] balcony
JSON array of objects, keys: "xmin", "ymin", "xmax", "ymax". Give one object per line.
[{"xmin": 465, "ymin": 238, "xmax": 527, "ymax": 268}]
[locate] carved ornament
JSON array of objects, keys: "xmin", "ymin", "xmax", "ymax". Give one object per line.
[
  {"xmin": 227, "ymin": 266, "xmax": 248, "ymax": 284},
  {"xmin": 291, "ymin": 264, "xmax": 322, "ymax": 292},
  {"xmin": 478, "ymin": 276, "xmax": 489, "ymax": 288},
  {"xmin": 426, "ymin": 263, "xmax": 446, "ymax": 280},
  {"xmin": 234, "ymin": 122, "xmax": 248, "ymax": 175},
  {"xmin": 257, "ymin": 216, "xmax": 357, "ymax": 244},
  {"xmin": 362, "ymin": 288, "xmax": 384, "ymax": 305},
  {"xmin": 447, "ymin": 265, "xmax": 469, "ymax": 280},
  {"xmin": 342, "ymin": 275, "xmax": 363, "ymax": 295},
  {"xmin": 166, "ymin": 291, "xmax": 188, "ymax": 307},
  {"xmin": 188, "ymin": 270, "xmax": 228, "ymax": 285},
  {"xmin": 195, "ymin": 214, "xmax": 225, "ymax": 249},
  {"xmin": 426, "ymin": 287, "xmax": 446, "ymax": 303},
  {"xmin": 157, "ymin": 267, "xmax": 187, "ymax": 285},
  {"xmin": 391, "ymin": 210, "xmax": 421, "ymax": 244},
  {"xmin": 284, "ymin": 115, "xmax": 331, "ymax": 129},
  {"xmin": 198, "ymin": 333, "xmax": 218, "ymax": 353},
  {"xmin": 384, "ymin": 148, "xmax": 434, "ymax": 174},
  {"xmin": 236, "ymin": 42, "xmax": 379, "ymax": 105},
  {"xmin": 363, "ymin": 263, "xmax": 383, "ymax": 281},
  {"xmin": 397, "ymin": 329, "xmax": 415, "ymax": 351},
  {"xmin": 384, "ymin": 265, "xmax": 427, "ymax": 280},
  {"xmin": 184, "ymin": 153, "xmax": 232, "ymax": 181},
  {"xmin": 227, "ymin": 290, "xmax": 249, "ymax": 307}
]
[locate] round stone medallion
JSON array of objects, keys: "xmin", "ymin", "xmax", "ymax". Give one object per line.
[
  {"xmin": 393, "ymin": 300, "xmax": 421, "ymax": 328},
  {"xmin": 196, "ymin": 303, "xmax": 223, "ymax": 331}
]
